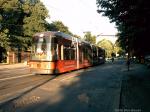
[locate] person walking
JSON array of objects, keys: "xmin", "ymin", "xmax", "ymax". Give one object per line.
[
  {"xmin": 127, "ymin": 58, "xmax": 130, "ymax": 71},
  {"xmin": 111, "ymin": 52, "xmax": 115, "ymax": 64},
  {"xmin": 112, "ymin": 57, "xmax": 114, "ymax": 63}
]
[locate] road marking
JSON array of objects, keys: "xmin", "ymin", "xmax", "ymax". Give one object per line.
[{"xmin": 0, "ymin": 74, "xmax": 34, "ymax": 82}]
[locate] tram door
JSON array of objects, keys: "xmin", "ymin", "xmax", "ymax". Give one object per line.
[{"xmin": 79, "ymin": 46, "xmax": 84, "ymax": 64}]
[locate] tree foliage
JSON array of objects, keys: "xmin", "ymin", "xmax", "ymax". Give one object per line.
[
  {"xmin": 97, "ymin": 0, "xmax": 150, "ymax": 57},
  {"xmin": 0, "ymin": 0, "xmax": 48, "ymax": 62},
  {"xmin": 83, "ymin": 32, "xmax": 96, "ymax": 44},
  {"xmin": 47, "ymin": 21, "xmax": 73, "ymax": 35},
  {"xmin": 0, "ymin": 0, "xmax": 48, "ymax": 50},
  {"xmin": 23, "ymin": 0, "xmax": 48, "ymax": 37},
  {"xmin": 97, "ymin": 39, "xmax": 114, "ymax": 58},
  {"xmin": 73, "ymin": 34, "xmax": 81, "ymax": 38},
  {"xmin": 114, "ymin": 40, "xmax": 124, "ymax": 56}
]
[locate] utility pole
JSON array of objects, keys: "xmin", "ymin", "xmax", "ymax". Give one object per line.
[{"xmin": 126, "ymin": 38, "xmax": 130, "ymax": 71}]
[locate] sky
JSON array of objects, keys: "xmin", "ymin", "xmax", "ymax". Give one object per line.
[{"xmin": 41, "ymin": 0, "xmax": 118, "ymax": 43}]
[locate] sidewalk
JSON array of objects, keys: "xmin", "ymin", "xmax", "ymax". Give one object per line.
[
  {"xmin": 0, "ymin": 62, "xmax": 28, "ymax": 70},
  {"xmin": 120, "ymin": 63, "xmax": 150, "ymax": 112}
]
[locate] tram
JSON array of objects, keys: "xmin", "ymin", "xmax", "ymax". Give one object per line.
[{"xmin": 28, "ymin": 31, "xmax": 105, "ymax": 74}]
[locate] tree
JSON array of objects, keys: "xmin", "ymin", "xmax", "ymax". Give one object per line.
[
  {"xmin": 0, "ymin": 0, "xmax": 48, "ymax": 49},
  {"xmin": 97, "ymin": 39, "xmax": 114, "ymax": 58},
  {"xmin": 47, "ymin": 21, "xmax": 73, "ymax": 35},
  {"xmin": 0, "ymin": 29, "xmax": 9, "ymax": 62},
  {"xmin": 96, "ymin": 0, "xmax": 150, "ymax": 57},
  {"xmin": 0, "ymin": 0, "xmax": 49, "ymax": 62},
  {"xmin": 73, "ymin": 34, "xmax": 81, "ymax": 38},
  {"xmin": 83, "ymin": 32, "xmax": 96, "ymax": 44},
  {"xmin": 114, "ymin": 40, "xmax": 124, "ymax": 56},
  {"xmin": 22, "ymin": 0, "xmax": 49, "ymax": 48}
]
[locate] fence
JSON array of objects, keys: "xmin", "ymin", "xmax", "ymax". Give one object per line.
[{"xmin": 7, "ymin": 51, "xmax": 30, "ymax": 64}]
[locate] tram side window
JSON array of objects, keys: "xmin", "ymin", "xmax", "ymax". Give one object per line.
[
  {"xmin": 51, "ymin": 43, "xmax": 58, "ymax": 61},
  {"xmin": 86, "ymin": 46, "xmax": 92, "ymax": 61},
  {"xmin": 98, "ymin": 49, "xmax": 105, "ymax": 59},
  {"xmin": 64, "ymin": 47, "xmax": 69, "ymax": 60},
  {"xmin": 93, "ymin": 47, "xmax": 97, "ymax": 59},
  {"xmin": 64, "ymin": 47, "xmax": 75, "ymax": 60},
  {"xmin": 83, "ymin": 46, "xmax": 88, "ymax": 59}
]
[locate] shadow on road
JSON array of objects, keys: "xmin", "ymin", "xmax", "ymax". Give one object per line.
[
  {"xmin": 120, "ymin": 64, "xmax": 150, "ymax": 112},
  {"xmin": 1, "ymin": 60, "xmax": 150, "ymax": 112}
]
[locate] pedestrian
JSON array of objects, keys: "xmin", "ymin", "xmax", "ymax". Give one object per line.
[
  {"xmin": 112, "ymin": 57, "xmax": 114, "ymax": 63},
  {"xmin": 127, "ymin": 59, "xmax": 130, "ymax": 71}
]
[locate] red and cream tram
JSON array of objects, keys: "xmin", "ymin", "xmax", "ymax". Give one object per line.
[{"xmin": 28, "ymin": 31, "xmax": 105, "ymax": 74}]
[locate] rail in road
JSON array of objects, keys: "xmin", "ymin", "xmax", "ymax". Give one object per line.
[
  {"xmin": 0, "ymin": 63, "xmax": 95, "ymax": 105},
  {"xmin": 0, "ymin": 63, "xmax": 31, "ymax": 80},
  {"xmin": 0, "ymin": 75, "xmax": 56, "ymax": 105},
  {"xmin": 0, "ymin": 60, "xmax": 124, "ymax": 112},
  {"xmin": 0, "ymin": 64, "xmax": 55, "ymax": 105}
]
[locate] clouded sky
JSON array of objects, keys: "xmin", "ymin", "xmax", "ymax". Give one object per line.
[{"xmin": 41, "ymin": 0, "xmax": 118, "ymax": 39}]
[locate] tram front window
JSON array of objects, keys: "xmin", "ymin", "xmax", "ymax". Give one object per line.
[{"xmin": 31, "ymin": 36, "xmax": 57, "ymax": 61}]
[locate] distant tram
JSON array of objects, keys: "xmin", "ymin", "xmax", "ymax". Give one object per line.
[{"xmin": 28, "ymin": 31, "xmax": 105, "ymax": 74}]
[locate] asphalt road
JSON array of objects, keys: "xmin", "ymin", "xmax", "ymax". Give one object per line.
[
  {"xmin": 0, "ymin": 59, "xmax": 126, "ymax": 112},
  {"xmin": 0, "ymin": 64, "xmax": 31, "ymax": 79},
  {"xmin": 0, "ymin": 65, "xmax": 55, "ymax": 105}
]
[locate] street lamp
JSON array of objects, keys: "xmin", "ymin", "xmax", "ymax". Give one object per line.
[{"xmin": 96, "ymin": 33, "xmax": 103, "ymax": 37}]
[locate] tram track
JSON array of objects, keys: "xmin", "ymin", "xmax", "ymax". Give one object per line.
[
  {"xmin": 0, "ymin": 67, "xmax": 30, "ymax": 79},
  {"xmin": 0, "ymin": 75, "xmax": 57, "ymax": 105},
  {"xmin": 0, "ymin": 65, "xmax": 104, "ymax": 105},
  {"xmin": 0, "ymin": 75, "xmax": 49, "ymax": 91}
]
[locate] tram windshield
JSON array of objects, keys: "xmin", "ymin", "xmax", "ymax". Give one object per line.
[{"xmin": 31, "ymin": 36, "xmax": 57, "ymax": 61}]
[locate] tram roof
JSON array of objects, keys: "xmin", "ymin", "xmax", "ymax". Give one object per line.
[
  {"xmin": 34, "ymin": 31, "xmax": 72, "ymax": 40},
  {"xmin": 33, "ymin": 31, "xmax": 105, "ymax": 50},
  {"xmin": 34, "ymin": 31, "xmax": 82, "ymax": 42},
  {"xmin": 34, "ymin": 31, "xmax": 57, "ymax": 38}
]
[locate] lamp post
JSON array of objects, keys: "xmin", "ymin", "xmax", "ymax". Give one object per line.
[
  {"xmin": 124, "ymin": 38, "xmax": 130, "ymax": 71},
  {"xmin": 126, "ymin": 38, "xmax": 130, "ymax": 71}
]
